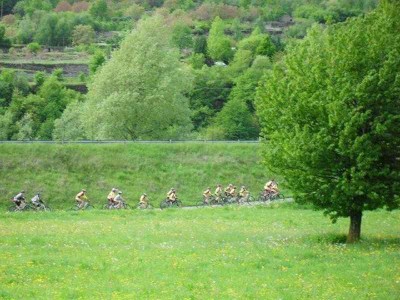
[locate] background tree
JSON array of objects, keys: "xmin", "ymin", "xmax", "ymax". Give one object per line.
[
  {"xmin": 0, "ymin": 23, "xmax": 10, "ymax": 48},
  {"xmin": 256, "ymin": 1, "xmax": 400, "ymax": 243},
  {"xmin": 53, "ymin": 100, "xmax": 86, "ymax": 141},
  {"xmin": 72, "ymin": 24, "xmax": 95, "ymax": 46},
  {"xmin": 90, "ymin": 0, "xmax": 109, "ymax": 20},
  {"xmin": 171, "ymin": 21, "xmax": 192, "ymax": 49},
  {"xmin": 89, "ymin": 50, "xmax": 106, "ymax": 74},
  {"xmin": 207, "ymin": 16, "xmax": 233, "ymax": 63},
  {"xmin": 83, "ymin": 15, "xmax": 193, "ymax": 140}
]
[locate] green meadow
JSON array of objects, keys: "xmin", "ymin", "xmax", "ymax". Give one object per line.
[
  {"xmin": 0, "ymin": 143, "xmax": 274, "ymax": 209},
  {"xmin": 0, "ymin": 203, "xmax": 399, "ymax": 299}
]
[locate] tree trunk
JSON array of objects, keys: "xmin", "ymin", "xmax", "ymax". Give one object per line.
[{"xmin": 347, "ymin": 210, "xmax": 362, "ymax": 243}]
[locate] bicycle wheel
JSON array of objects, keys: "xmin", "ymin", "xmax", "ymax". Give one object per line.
[
  {"xmin": 122, "ymin": 203, "xmax": 131, "ymax": 209},
  {"xmin": 8, "ymin": 205, "xmax": 17, "ymax": 212},
  {"xmin": 22, "ymin": 204, "xmax": 34, "ymax": 211},
  {"xmin": 196, "ymin": 200, "xmax": 206, "ymax": 207},
  {"xmin": 248, "ymin": 195, "xmax": 256, "ymax": 202},
  {"xmin": 85, "ymin": 204, "xmax": 94, "ymax": 210},
  {"xmin": 160, "ymin": 200, "xmax": 169, "ymax": 209}
]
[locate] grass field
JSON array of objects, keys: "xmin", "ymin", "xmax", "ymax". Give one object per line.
[
  {"xmin": 0, "ymin": 143, "xmax": 276, "ymax": 209},
  {"xmin": 0, "ymin": 203, "xmax": 399, "ymax": 299}
]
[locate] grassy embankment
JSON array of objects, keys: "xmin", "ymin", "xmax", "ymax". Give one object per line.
[
  {"xmin": 0, "ymin": 143, "xmax": 275, "ymax": 209},
  {"xmin": 0, "ymin": 203, "xmax": 398, "ymax": 299}
]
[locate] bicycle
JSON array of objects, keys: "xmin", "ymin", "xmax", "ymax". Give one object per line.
[
  {"xmin": 8, "ymin": 201, "xmax": 33, "ymax": 212},
  {"xmin": 31, "ymin": 194, "xmax": 51, "ymax": 211},
  {"xmin": 70, "ymin": 201, "xmax": 94, "ymax": 211},
  {"xmin": 103, "ymin": 200, "xmax": 131, "ymax": 210},
  {"xmin": 137, "ymin": 202, "xmax": 153, "ymax": 209},
  {"xmin": 258, "ymin": 191, "xmax": 284, "ymax": 202},
  {"xmin": 32, "ymin": 202, "xmax": 51, "ymax": 211},
  {"xmin": 160, "ymin": 198, "xmax": 182, "ymax": 209}
]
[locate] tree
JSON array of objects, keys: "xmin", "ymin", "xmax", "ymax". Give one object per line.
[
  {"xmin": 90, "ymin": 0, "xmax": 109, "ymax": 20},
  {"xmin": 0, "ymin": 23, "xmax": 10, "ymax": 48},
  {"xmin": 171, "ymin": 21, "xmax": 192, "ymax": 49},
  {"xmin": 256, "ymin": 1, "xmax": 400, "ymax": 243},
  {"xmin": 72, "ymin": 24, "xmax": 95, "ymax": 46},
  {"xmin": 16, "ymin": 113, "xmax": 34, "ymax": 140},
  {"xmin": 212, "ymin": 97, "xmax": 259, "ymax": 140},
  {"xmin": 54, "ymin": 1, "xmax": 72, "ymax": 12},
  {"xmin": 89, "ymin": 50, "xmax": 105, "ymax": 74},
  {"xmin": 193, "ymin": 35, "xmax": 207, "ymax": 55},
  {"xmin": 83, "ymin": 15, "xmax": 193, "ymax": 140},
  {"xmin": 26, "ymin": 42, "xmax": 41, "ymax": 54},
  {"xmin": 188, "ymin": 65, "xmax": 232, "ymax": 130},
  {"xmin": 53, "ymin": 100, "xmax": 86, "ymax": 141},
  {"xmin": 207, "ymin": 17, "xmax": 233, "ymax": 63}
]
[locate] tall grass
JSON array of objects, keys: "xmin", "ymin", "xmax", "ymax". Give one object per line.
[
  {"xmin": 0, "ymin": 204, "xmax": 398, "ymax": 299},
  {"xmin": 0, "ymin": 143, "xmax": 277, "ymax": 208}
]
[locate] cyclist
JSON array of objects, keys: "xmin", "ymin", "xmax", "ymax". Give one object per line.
[
  {"xmin": 31, "ymin": 193, "xmax": 44, "ymax": 209},
  {"xmin": 215, "ymin": 184, "xmax": 223, "ymax": 202},
  {"xmin": 139, "ymin": 193, "xmax": 149, "ymax": 208},
  {"xmin": 238, "ymin": 186, "xmax": 249, "ymax": 203},
  {"xmin": 230, "ymin": 185, "xmax": 237, "ymax": 197},
  {"xmin": 12, "ymin": 190, "xmax": 26, "ymax": 210},
  {"xmin": 114, "ymin": 191, "xmax": 124, "ymax": 209},
  {"xmin": 224, "ymin": 184, "xmax": 233, "ymax": 197},
  {"xmin": 167, "ymin": 188, "xmax": 177, "ymax": 203},
  {"xmin": 75, "ymin": 189, "xmax": 88, "ymax": 209},
  {"xmin": 202, "ymin": 187, "xmax": 212, "ymax": 204},
  {"xmin": 264, "ymin": 179, "xmax": 279, "ymax": 196},
  {"xmin": 107, "ymin": 188, "xmax": 117, "ymax": 206}
]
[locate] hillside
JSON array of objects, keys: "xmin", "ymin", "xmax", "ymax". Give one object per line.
[{"xmin": 0, "ymin": 142, "xmax": 278, "ymax": 208}]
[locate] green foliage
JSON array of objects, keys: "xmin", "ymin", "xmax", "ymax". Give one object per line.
[
  {"xmin": 207, "ymin": 17, "xmax": 233, "ymax": 63},
  {"xmin": 89, "ymin": 50, "xmax": 106, "ymax": 74},
  {"xmin": 15, "ymin": 113, "xmax": 35, "ymax": 140},
  {"xmin": 26, "ymin": 42, "xmax": 41, "ymax": 54},
  {"xmin": 84, "ymin": 15, "xmax": 193, "ymax": 140},
  {"xmin": 72, "ymin": 24, "xmax": 95, "ymax": 46},
  {"xmin": 171, "ymin": 22, "xmax": 192, "ymax": 49},
  {"xmin": 212, "ymin": 97, "xmax": 259, "ymax": 140},
  {"xmin": 34, "ymin": 71, "xmax": 46, "ymax": 87},
  {"xmin": 0, "ymin": 24, "xmax": 11, "ymax": 48},
  {"xmin": 90, "ymin": 0, "xmax": 109, "ymax": 20},
  {"xmin": 1, "ymin": 75, "xmax": 80, "ymax": 140},
  {"xmin": 237, "ymin": 27, "xmax": 275, "ymax": 59},
  {"xmin": 13, "ymin": 0, "xmax": 52, "ymax": 16},
  {"xmin": 256, "ymin": 2, "xmax": 400, "ymax": 235},
  {"xmin": 0, "ymin": 69, "xmax": 30, "ymax": 107},
  {"xmin": 52, "ymin": 68, "xmax": 64, "ymax": 81},
  {"xmin": 189, "ymin": 53, "xmax": 205, "ymax": 69},
  {"xmin": 53, "ymin": 100, "xmax": 86, "ymax": 141},
  {"xmin": 189, "ymin": 65, "xmax": 232, "ymax": 130},
  {"xmin": 193, "ymin": 35, "xmax": 207, "ymax": 54}
]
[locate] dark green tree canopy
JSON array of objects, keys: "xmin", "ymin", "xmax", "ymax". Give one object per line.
[{"xmin": 256, "ymin": 1, "xmax": 400, "ymax": 242}]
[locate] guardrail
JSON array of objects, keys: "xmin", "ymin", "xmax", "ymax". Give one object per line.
[{"xmin": 0, "ymin": 140, "xmax": 260, "ymax": 144}]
